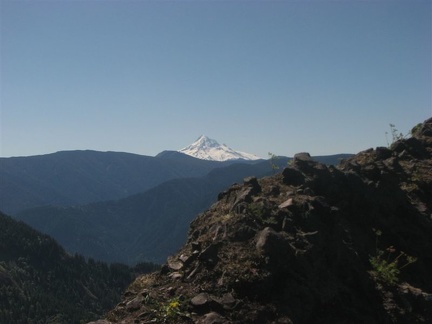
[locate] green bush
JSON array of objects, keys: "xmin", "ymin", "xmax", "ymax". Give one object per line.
[{"xmin": 369, "ymin": 229, "xmax": 417, "ymax": 285}]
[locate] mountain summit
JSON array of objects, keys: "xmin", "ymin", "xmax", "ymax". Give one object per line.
[{"xmin": 178, "ymin": 135, "xmax": 260, "ymax": 161}]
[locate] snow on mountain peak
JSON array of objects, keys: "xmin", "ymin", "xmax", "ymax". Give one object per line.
[
  {"xmin": 195, "ymin": 135, "xmax": 220, "ymax": 149},
  {"xmin": 178, "ymin": 135, "xmax": 261, "ymax": 161}
]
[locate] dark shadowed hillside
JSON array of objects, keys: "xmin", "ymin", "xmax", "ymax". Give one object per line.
[
  {"xmin": 15, "ymin": 159, "xmax": 286, "ymax": 264},
  {"xmin": 15, "ymin": 155, "xmax": 348, "ymax": 265},
  {"xmin": 99, "ymin": 118, "xmax": 432, "ymax": 323},
  {"xmin": 0, "ymin": 211, "xmax": 159, "ymax": 324},
  {"xmin": 0, "ymin": 150, "xmax": 245, "ymax": 214}
]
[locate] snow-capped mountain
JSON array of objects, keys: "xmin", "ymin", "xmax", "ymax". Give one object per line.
[{"xmin": 178, "ymin": 135, "xmax": 261, "ymax": 161}]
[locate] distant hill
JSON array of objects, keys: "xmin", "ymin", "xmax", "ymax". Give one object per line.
[
  {"xmin": 0, "ymin": 211, "xmax": 158, "ymax": 324},
  {"xmin": 0, "ymin": 150, "xmax": 245, "ymax": 214},
  {"xmin": 0, "ymin": 147, "xmax": 349, "ymax": 216},
  {"xmin": 15, "ymin": 154, "xmax": 350, "ymax": 265}
]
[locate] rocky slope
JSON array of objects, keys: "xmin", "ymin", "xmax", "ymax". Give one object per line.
[{"xmin": 99, "ymin": 119, "xmax": 432, "ymax": 323}]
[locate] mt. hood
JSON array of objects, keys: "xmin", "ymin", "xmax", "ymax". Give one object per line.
[{"xmin": 178, "ymin": 135, "xmax": 260, "ymax": 161}]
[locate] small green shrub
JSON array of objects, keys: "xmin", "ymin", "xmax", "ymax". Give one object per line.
[
  {"xmin": 143, "ymin": 295, "xmax": 187, "ymax": 323},
  {"xmin": 369, "ymin": 229, "xmax": 417, "ymax": 285}
]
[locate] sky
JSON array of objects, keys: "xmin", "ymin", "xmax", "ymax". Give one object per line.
[{"xmin": 1, "ymin": 0, "xmax": 431, "ymax": 159}]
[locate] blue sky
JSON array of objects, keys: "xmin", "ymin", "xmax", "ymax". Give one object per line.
[{"xmin": 1, "ymin": 0, "xmax": 431, "ymax": 158}]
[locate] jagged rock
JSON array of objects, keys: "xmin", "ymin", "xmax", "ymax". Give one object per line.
[
  {"xmin": 244, "ymin": 176, "xmax": 261, "ymax": 192},
  {"xmin": 167, "ymin": 257, "xmax": 183, "ymax": 271},
  {"xmin": 168, "ymin": 272, "xmax": 182, "ymax": 280},
  {"xmin": 211, "ymin": 224, "xmax": 227, "ymax": 241},
  {"xmin": 103, "ymin": 119, "xmax": 432, "ymax": 324},
  {"xmin": 256, "ymin": 227, "xmax": 278, "ymax": 253},
  {"xmin": 186, "ymin": 264, "xmax": 201, "ymax": 280},
  {"xmin": 255, "ymin": 227, "xmax": 294, "ymax": 265},
  {"xmin": 375, "ymin": 146, "xmax": 392, "ymax": 159},
  {"xmin": 179, "ymin": 253, "xmax": 190, "ymax": 263},
  {"xmin": 293, "ymin": 152, "xmax": 312, "ymax": 161},
  {"xmin": 415, "ymin": 117, "xmax": 432, "ymax": 136},
  {"xmin": 199, "ymin": 243, "xmax": 221, "ymax": 263},
  {"xmin": 268, "ymin": 185, "xmax": 280, "ymax": 196},
  {"xmin": 231, "ymin": 223, "xmax": 257, "ymax": 241},
  {"xmin": 278, "ymin": 198, "xmax": 294, "ymax": 209},
  {"xmin": 191, "ymin": 292, "xmax": 211, "ymax": 306},
  {"xmin": 231, "ymin": 187, "xmax": 256, "ymax": 210},
  {"xmin": 220, "ymin": 179, "xmax": 264, "ymax": 214},
  {"xmin": 282, "ymin": 167, "xmax": 305, "ymax": 186},
  {"xmin": 125, "ymin": 296, "xmax": 143, "ymax": 312},
  {"xmin": 217, "ymin": 184, "xmax": 242, "ymax": 201},
  {"xmin": 197, "ymin": 312, "xmax": 227, "ymax": 324},
  {"xmin": 216, "ymin": 293, "xmax": 236, "ymax": 309}
]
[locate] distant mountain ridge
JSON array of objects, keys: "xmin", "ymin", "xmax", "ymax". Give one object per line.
[
  {"xmin": 14, "ymin": 154, "xmax": 351, "ymax": 264},
  {"xmin": 179, "ymin": 135, "xmax": 261, "ymax": 161},
  {"xmin": 0, "ymin": 150, "xmax": 244, "ymax": 214}
]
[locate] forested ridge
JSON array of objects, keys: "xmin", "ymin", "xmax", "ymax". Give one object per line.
[{"xmin": 0, "ymin": 211, "xmax": 158, "ymax": 324}]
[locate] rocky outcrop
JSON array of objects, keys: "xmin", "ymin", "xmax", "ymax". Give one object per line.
[{"xmin": 103, "ymin": 118, "xmax": 432, "ymax": 323}]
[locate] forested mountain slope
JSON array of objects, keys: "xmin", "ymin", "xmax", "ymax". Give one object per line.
[{"xmin": 0, "ymin": 212, "xmax": 158, "ymax": 324}]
